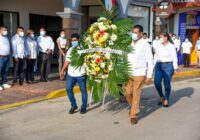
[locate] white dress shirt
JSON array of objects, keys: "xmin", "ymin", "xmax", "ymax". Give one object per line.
[
  {"xmin": 154, "ymin": 42, "xmax": 178, "ymax": 70},
  {"xmin": 196, "ymin": 40, "xmax": 200, "ymax": 51},
  {"xmin": 152, "ymin": 39, "xmax": 160, "ymax": 52},
  {"xmin": 11, "ymin": 34, "xmax": 26, "ymax": 59},
  {"xmin": 25, "ymin": 37, "xmax": 38, "ymax": 59},
  {"xmin": 0, "ymin": 35, "xmax": 10, "ymax": 56},
  {"xmin": 173, "ymin": 39, "xmax": 181, "ymax": 52},
  {"xmin": 37, "ymin": 36, "xmax": 54, "ymax": 53},
  {"xmin": 182, "ymin": 41, "xmax": 192, "ymax": 54},
  {"xmin": 65, "ymin": 47, "xmax": 86, "ymax": 77},
  {"xmin": 128, "ymin": 38, "xmax": 154, "ymax": 78}
]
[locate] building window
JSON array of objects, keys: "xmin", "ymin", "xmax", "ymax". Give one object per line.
[
  {"xmin": 128, "ymin": 4, "xmax": 151, "ymax": 37},
  {"xmin": 0, "ymin": 11, "xmax": 19, "ymax": 37}
]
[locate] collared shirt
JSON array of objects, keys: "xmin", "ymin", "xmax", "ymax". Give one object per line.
[
  {"xmin": 57, "ymin": 37, "xmax": 68, "ymax": 49},
  {"xmin": 11, "ymin": 34, "xmax": 26, "ymax": 59},
  {"xmin": 182, "ymin": 41, "xmax": 192, "ymax": 54},
  {"xmin": 37, "ymin": 36, "xmax": 55, "ymax": 53},
  {"xmin": 154, "ymin": 42, "xmax": 178, "ymax": 70},
  {"xmin": 173, "ymin": 39, "xmax": 181, "ymax": 52},
  {"xmin": 0, "ymin": 35, "xmax": 10, "ymax": 56},
  {"xmin": 128, "ymin": 38, "xmax": 154, "ymax": 78},
  {"xmin": 65, "ymin": 47, "xmax": 86, "ymax": 77},
  {"xmin": 196, "ymin": 40, "xmax": 200, "ymax": 51},
  {"xmin": 25, "ymin": 37, "xmax": 38, "ymax": 59},
  {"xmin": 152, "ymin": 39, "xmax": 160, "ymax": 52}
]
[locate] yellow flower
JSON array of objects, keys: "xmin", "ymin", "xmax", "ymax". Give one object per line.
[
  {"xmin": 95, "ymin": 67, "xmax": 100, "ymax": 72},
  {"xmin": 99, "ymin": 37, "xmax": 105, "ymax": 43}
]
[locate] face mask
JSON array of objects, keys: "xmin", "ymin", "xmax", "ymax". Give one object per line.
[
  {"xmin": 40, "ymin": 31, "xmax": 46, "ymax": 36},
  {"xmin": 160, "ymin": 38, "xmax": 164, "ymax": 43},
  {"xmin": 19, "ymin": 32, "xmax": 24, "ymax": 37},
  {"xmin": 61, "ymin": 34, "xmax": 65, "ymax": 38},
  {"xmin": 30, "ymin": 34, "xmax": 35, "ymax": 39},
  {"xmin": 185, "ymin": 39, "xmax": 189, "ymax": 42},
  {"xmin": 131, "ymin": 33, "xmax": 138, "ymax": 41},
  {"xmin": 71, "ymin": 41, "xmax": 79, "ymax": 47},
  {"xmin": 2, "ymin": 31, "xmax": 8, "ymax": 36},
  {"xmin": 155, "ymin": 36, "xmax": 159, "ymax": 40},
  {"xmin": 172, "ymin": 37, "xmax": 176, "ymax": 40}
]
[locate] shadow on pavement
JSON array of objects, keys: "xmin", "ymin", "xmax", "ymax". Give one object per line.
[{"xmin": 98, "ymin": 86, "xmax": 194, "ymax": 121}]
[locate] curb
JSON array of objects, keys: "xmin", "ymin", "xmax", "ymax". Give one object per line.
[{"xmin": 0, "ymin": 70, "xmax": 200, "ymax": 111}]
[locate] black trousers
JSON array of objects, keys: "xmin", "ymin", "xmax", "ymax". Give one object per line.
[
  {"xmin": 13, "ymin": 58, "xmax": 26, "ymax": 83},
  {"xmin": 26, "ymin": 59, "xmax": 36, "ymax": 82},
  {"xmin": 183, "ymin": 53, "xmax": 190, "ymax": 67},
  {"xmin": 39, "ymin": 52, "xmax": 52, "ymax": 80}
]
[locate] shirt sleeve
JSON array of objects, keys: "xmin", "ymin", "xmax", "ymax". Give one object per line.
[
  {"xmin": 11, "ymin": 37, "xmax": 18, "ymax": 59},
  {"xmin": 171, "ymin": 45, "xmax": 178, "ymax": 70},
  {"xmin": 65, "ymin": 48, "xmax": 72, "ymax": 62},
  {"xmin": 146, "ymin": 43, "xmax": 154, "ymax": 78},
  {"xmin": 25, "ymin": 39, "xmax": 30, "ymax": 56},
  {"xmin": 49, "ymin": 37, "xmax": 55, "ymax": 51}
]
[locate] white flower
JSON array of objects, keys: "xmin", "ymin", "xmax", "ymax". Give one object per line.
[
  {"xmin": 100, "ymin": 63, "xmax": 106, "ymax": 68},
  {"xmin": 99, "ymin": 25, "xmax": 106, "ymax": 31},
  {"xmin": 105, "ymin": 53, "xmax": 111, "ymax": 60},
  {"xmin": 111, "ymin": 34, "xmax": 117, "ymax": 41},
  {"xmin": 111, "ymin": 24, "xmax": 117, "ymax": 30},
  {"xmin": 98, "ymin": 17, "xmax": 107, "ymax": 22},
  {"xmin": 108, "ymin": 64, "xmax": 113, "ymax": 71},
  {"xmin": 103, "ymin": 33, "xmax": 109, "ymax": 40}
]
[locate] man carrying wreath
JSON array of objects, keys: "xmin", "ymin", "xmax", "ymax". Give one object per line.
[
  {"xmin": 60, "ymin": 33, "xmax": 88, "ymax": 114},
  {"xmin": 124, "ymin": 25, "xmax": 154, "ymax": 125}
]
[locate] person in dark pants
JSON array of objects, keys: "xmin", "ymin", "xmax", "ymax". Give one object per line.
[
  {"xmin": 60, "ymin": 33, "xmax": 88, "ymax": 114},
  {"xmin": 25, "ymin": 29, "xmax": 37, "ymax": 83},
  {"xmin": 154, "ymin": 33, "xmax": 178, "ymax": 107},
  {"xmin": 37, "ymin": 27, "xmax": 54, "ymax": 82},
  {"xmin": 11, "ymin": 27, "xmax": 27, "ymax": 86},
  {"xmin": 181, "ymin": 38, "xmax": 192, "ymax": 68},
  {"xmin": 0, "ymin": 26, "xmax": 11, "ymax": 90}
]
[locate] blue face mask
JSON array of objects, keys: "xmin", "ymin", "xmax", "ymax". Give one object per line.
[
  {"xmin": 40, "ymin": 31, "xmax": 46, "ymax": 36},
  {"xmin": 71, "ymin": 41, "xmax": 79, "ymax": 47},
  {"xmin": 131, "ymin": 33, "xmax": 138, "ymax": 41}
]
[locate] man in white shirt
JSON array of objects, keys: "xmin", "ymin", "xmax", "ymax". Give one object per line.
[
  {"xmin": 152, "ymin": 36, "xmax": 160, "ymax": 54},
  {"xmin": 124, "ymin": 25, "xmax": 154, "ymax": 125},
  {"xmin": 195, "ymin": 37, "xmax": 200, "ymax": 67},
  {"xmin": 172, "ymin": 34, "xmax": 181, "ymax": 52},
  {"xmin": 60, "ymin": 33, "xmax": 88, "ymax": 114},
  {"xmin": 37, "ymin": 27, "xmax": 54, "ymax": 82},
  {"xmin": 11, "ymin": 26, "xmax": 27, "ymax": 86},
  {"xmin": 181, "ymin": 38, "xmax": 192, "ymax": 67},
  {"xmin": 0, "ymin": 26, "xmax": 11, "ymax": 90},
  {"xmin": 143, "ymin": 32, "xmax": 151, "ymax": 44}
]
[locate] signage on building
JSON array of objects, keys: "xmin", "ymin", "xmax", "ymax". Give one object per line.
[{"xmin": 171, "ymin": 0, "xmax": 200, "ymax": 8}]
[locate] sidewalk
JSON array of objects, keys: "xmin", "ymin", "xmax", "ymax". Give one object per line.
[{"xmin": 0, "ymin": 65, "xmax": 200, "ymax": 108}]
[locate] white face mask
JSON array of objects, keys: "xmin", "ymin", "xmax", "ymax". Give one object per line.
[
  {"xmin": 160, "ymin": 38, "xmax": 164, "ymax": 43},
  {"xmin": 40, "ymin": 31, "xmax": 46, "ymax": 36},
  {"xmin": 172, "ymin": 37, "xmax": 176, "ymax": 40},
  {"xmin": 155, "ymin": 36, "xmax": 159, "ymax": 40},
  {"xmin": 2, "ymin": 30, "xmax": 8, "ymax": 36},
  {"xmin": 185, "ymin": 39, "xmax": 189, "ymax": 42},
  {"xmin": 61, "ymin": 34, "xmax": 65, "ymax": 38},
  {"xmin": 19, "ymin": 32, "xmax": 24, "ymax": 37}
]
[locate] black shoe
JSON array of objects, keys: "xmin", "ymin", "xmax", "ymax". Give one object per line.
[
  {"xmin": 69, "ymin": 106, "xmax": 78, "ymax": 114},
  {"xmin": 80, "ymin": 108, "xmax": 87, "ymax": 114},
  {"xmin": 158, "ymin": 97, "xmax": 164, "ymax": 106}
]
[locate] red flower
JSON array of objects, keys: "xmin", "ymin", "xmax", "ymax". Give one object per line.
[
  {"xmin": 99, "ymin": 30, "xmax": 105, "ymax": 36},
  {"xmin": 95, "ymin": 58, "xmax": 101, "ymax": 64}
]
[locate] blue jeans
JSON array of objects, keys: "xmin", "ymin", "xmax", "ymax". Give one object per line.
[
  {"xmin": 66, "ymin": 75, "xmax": 88, "ymax": 110},
  {"xmin": 154, "ymin": 62, "xmax": 174, "ymax": 101},
  {"xmin": 0, "ymin": 56, "xmax": 10, "ymax": 85}
]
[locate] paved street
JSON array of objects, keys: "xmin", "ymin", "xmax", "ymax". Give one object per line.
[{"xmin": 0, "ymin": 77, "xmax": 200, "ymax": 140}]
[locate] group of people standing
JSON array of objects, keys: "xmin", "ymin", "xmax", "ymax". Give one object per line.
[{"xmin": 0, "ymin": 25, "xmax": 69, "ymax": 91}]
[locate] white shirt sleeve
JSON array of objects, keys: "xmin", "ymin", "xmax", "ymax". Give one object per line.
[
  {"xmin": 65, "ymin": 48, "xmax": 72, "ymax": 62},
  {"xmin": 146, "ymin": 44, "xmax": 154, "ymax": 78},
  {"xmin": 49, "ymin": 37, "xmax": 55, "ymax": 51},
  {"xmin": 11, "ymin": 36, "xmax": 18, "ymax": 59},
  {"xmin": 171, "ymin": 45, "xmax": 178, "ymax": 70}
]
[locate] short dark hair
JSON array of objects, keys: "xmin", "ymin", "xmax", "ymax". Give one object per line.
[
  {"xmin": 143, "ymin": 32, "xmax": 147, "ymax": 36},
  {"xmin": 17, "ymin": 26, "xmax": 24, "ymax": 30},
  {"xmin": 71, "ymin": 33, "xmax": 80, "ymax": 39},
  {"xmin": 133, "ymin": 25, "xmax": 143, "ymax": 33},
  {"xmin": 0, "ymin": 25, "xmax": 7, "ymax": 29},
  {"xmin": 40, "ymin": 27, "xmax": 46, "ymax": 30}
]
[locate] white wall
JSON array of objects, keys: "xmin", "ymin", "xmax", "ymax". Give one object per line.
[{"xmin": 0, "ymin": 0, "xmax": 64, "ymax": 30}]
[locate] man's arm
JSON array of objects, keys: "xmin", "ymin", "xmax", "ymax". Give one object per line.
[
  {"xmin": 146, "ymin": 44, "xmax": 154, "ymax": 84},
  {"xmin": 60, "ymin": 61, "xmax": 69, "ymax": 80}
]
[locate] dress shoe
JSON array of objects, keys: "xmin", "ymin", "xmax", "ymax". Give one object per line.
[
  {"xmin": 69, "ymin": 106, "xmax": 78, "ymax": 114},
  {"xmin": 163, "ymin": 100, "xmax": 169, "ymax": 108},
  {"xmin": 131, "ymin": 118, "xmax": 137, "ymax": 125},
  {"xmin": 158, "ymin": 97, "xmax": 164, "ymax": 106},
  {"xmin": 80, "ymin": 108, "xmax": 87, "ymax": 114}
]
